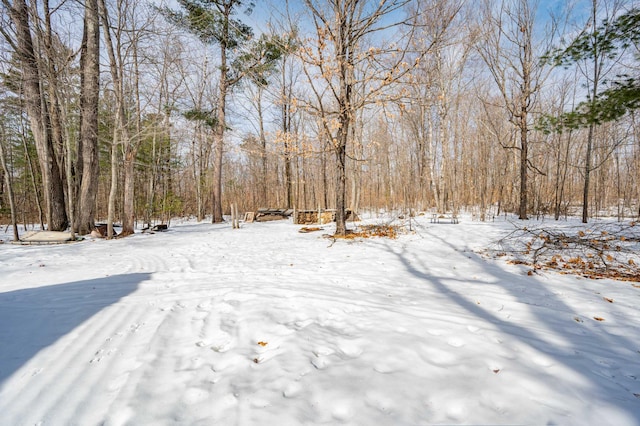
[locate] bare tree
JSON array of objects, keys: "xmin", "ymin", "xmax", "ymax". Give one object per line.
[
  {"xmin": 1, "ymin": 0, "xmax": 68, "ymax": 231},
  {"xmin": 299, "ymin": 0, "xmax": 427, "ymax": 235},
  {"xmin": 401, "ymin": 0, "xmax": 469, "ymax": 212},
  {"xmin": 275, "ymin": 32, "xmax": 300, "ymax": 209},
  {"xmin": 477, "ymin": 0, "xmax": 555, "ymax": 220},
  {"xmin": 0, "ymin": 119, "xmax": 18, "ymax": 241},
  {"xmin": 99, "ymin": 0, "xmax": 153, "ymax": 236},
  {"xmin": 181, "ymin": 52, "xmax": 216, "ymax": 221}
]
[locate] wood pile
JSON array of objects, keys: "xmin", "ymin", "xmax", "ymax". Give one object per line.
[
  {"xmin": 254, "ymin": 208, "xmax": 294, "ymax": 222},
  {"xmin": 295, "ymin": 210, "xmax": 334, "ymax": 225},
  {"xmin": 294, "ymin": 209, "xmax": 358, "ymax": 225}
]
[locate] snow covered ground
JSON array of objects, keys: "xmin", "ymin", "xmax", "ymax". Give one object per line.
[{"xmin": 0, "ymin": 214, "xmax": 639, "ymax": 425}]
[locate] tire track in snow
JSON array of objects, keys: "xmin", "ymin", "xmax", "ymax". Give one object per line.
[
  {"xmin": 0, "ymin": 285, "xmax": 157, "ymax": 425},
  {"xmin": 72, "ymin": 303, "xmax": 154, "ymax": 424},
  {"xmin": 4, "ymin": 220, "xmax": 636, "ymax": 424},
  {"xmin": 0, "ymin": 301, "xmax": 128, "ymax": 423}
]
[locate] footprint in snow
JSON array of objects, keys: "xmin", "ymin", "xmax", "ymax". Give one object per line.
[
  {"xmin": 211, "ymin": 340, "xmax": 233, "ymax": 353},
  {"xmin": 209, "ymin": 332, "xmax": 234, "ymax": 352},
  {"xmin": 313, "ymin": 346, "xmax": 335, "ymax": 357},
  {"xmin": 292, "ymin": 319, "xmax": 314, "ymax": 330},
  {"xmin": 447, "ymin": 337, "xmax": 465, "ymax": 348},
  {"xmin": 90, "ymin": 347, "xmax": 117, "ymax": 363},
  {"xmin": 311, "ymin": 355, "xmax": 331, "ymax": 370},
  {"xmin": 283, "ymin": 382, "xmax": 303, "ymax": 398},
  {"xmin": 337, "ymin": 339, "xmax": 363, "ymax": 358},
  {"xmin": 373, "ymin": 359, "xmax": 403, "ymax": 374},
  {"xmin": 531, "ymin": 355, "xmax": 554, "ymax": 367},
  {"xmin": 420, "ymin": 345, "xmax": 459, "ymax": 367},
  {"xmin": 331, "ymin": 401, "xmax": 354, "ymax": 421},
  {"xmin": 444, "ymin": 400, "xmax": 468, "ymax": 421}
]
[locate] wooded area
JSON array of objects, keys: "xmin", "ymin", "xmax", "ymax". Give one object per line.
[{"xmin": 0, "ymin": 0, "xmax": 638, "ymax": 237}]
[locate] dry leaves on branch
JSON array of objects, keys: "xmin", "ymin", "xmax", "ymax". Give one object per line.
[{"xmin": 490, "ymin": 223, "xmax": 640, "ymax": 282}]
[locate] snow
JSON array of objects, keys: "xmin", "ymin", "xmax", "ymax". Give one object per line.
[{"xmin": 1, "ymin": 215, "xmax": 639, "ymax": 425}]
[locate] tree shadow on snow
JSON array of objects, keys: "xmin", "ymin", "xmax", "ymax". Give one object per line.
[
  {"xmin": 376, "ymin": 228, "xmax": 640, "ymax": 423},
  {"xmin": 0, "ymin": 273, "xmax": 150, "ymax": 386}
]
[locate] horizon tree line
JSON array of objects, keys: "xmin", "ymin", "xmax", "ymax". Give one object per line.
[{"xmin": 0, "ymin": 0, "xmax": 638, "ymax": 239}]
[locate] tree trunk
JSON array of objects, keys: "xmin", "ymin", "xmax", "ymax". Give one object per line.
[
  {"xmin": 107, "ymin": 137, "xmax": 117, "ymax": 239},
  {"xmin": 99, "ymin": 0, "xmax": 138, "ymax": 236},
  {"xmin": 210, "ymin": 3, "xmax": 239, "ymax": 224},
  {"xmin": 42, "ymin": 0, "xmax": 69, "ymax": 229},
  {"xmin": 334, "ymin": 88, "xmax": 350, "ymax": 235},
  {"xmin": 7, "ymin": 0, "xmax": 67, "ymax": 231},
  {"xmin": 582, "ymin": 123, "xmax": 595, "ymax": 223},
  {"xmin": 519, "ymin": 110, "xmax": 528, "ymax": 220},
  {"xmin": 281, "ymin": 60, "xmax": 294, "ymax": 209},
  {"xmin": 18, "ymin": 123, "xmax": 45, "ymax": 229},
  {"xmin": 77, "ymin": 0, "xmax": 100, "ymax": 235},
  {"xmin": 122, "ymin": 148, "xmax": 137, "ymax": 235},
  {"xmin": 335, "ymin": 139, "xmax": 347, "ymax": 235},
  {"xmin": 581, "ymin": 0, "xmax": 602, "ymax": 224},
  {"xmin": 256, "ymin": 87, "xmax": 268, "ymax": 208},
  {"xmin": 0, "ymin": 135, "xmax": 19, "ymax": 241},
  {"xmin": 212, "ymin": 115, "xmax": 225, "ymax": 223},
  {"xmin": 284, "ymin": 144, "xmax": 293, "ymax": 209}
]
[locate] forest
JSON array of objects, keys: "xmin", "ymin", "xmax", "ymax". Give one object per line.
[{"xmin": 0, "ymin": 0, "xmax": 638, "ymax": 237}]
